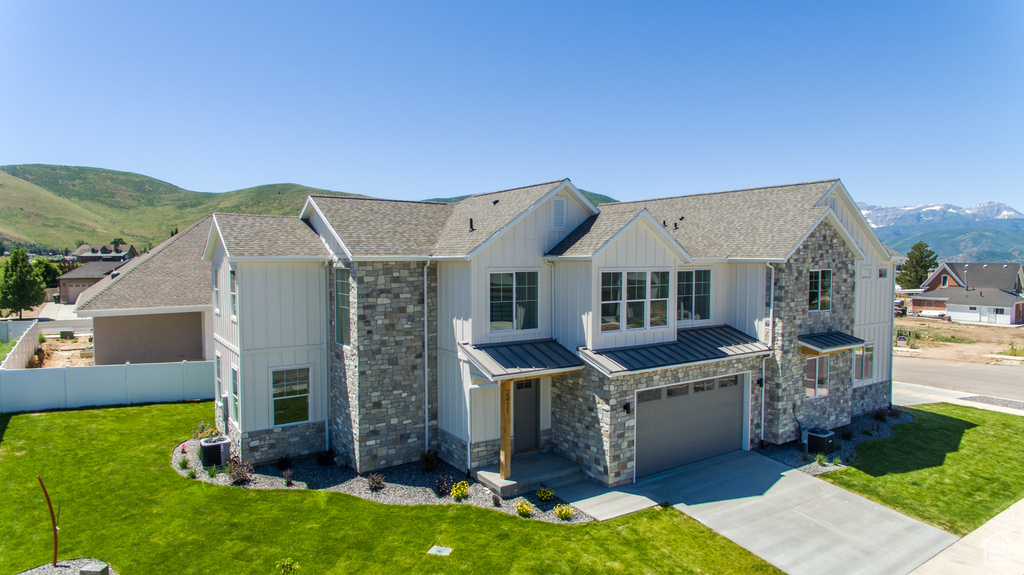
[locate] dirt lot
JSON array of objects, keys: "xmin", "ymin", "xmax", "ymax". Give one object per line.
[
  {"xmin": 39, "ymin": 337, "xmax": 94, "ymax": 367},
  {"xmin": 894, "ymin": 317, "xmax": 1024, "ymax": 364}
]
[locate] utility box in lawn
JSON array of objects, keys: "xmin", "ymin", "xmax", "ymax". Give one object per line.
[{"xmin": 803, "ymin": 428, "xmax": 835, "ymax": 455}]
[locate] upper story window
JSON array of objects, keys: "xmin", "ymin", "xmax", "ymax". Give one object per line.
[
  {"xmin": 678, "ymin": 270, "xmax": 710, "ymax": 321},
  {"xmin": 878, "ymin": 267, "xmax": 888, "ymax": 279},
  {"xmin": 854, "ymin": 344, "xmax": 873, "ymax": 381},
  {"xmin": 272, "ymin": 367, "xmax": 310, "ymax": 425},
  {"xmin": 805, "ymin": 355, "xmax": 829, "ymax": 398},
  {"xmin": 213, "ymin": 268, "xmax": 220, "ymax": 314},
  {"xmin": 229, "ymin": 268, "xmax": 238, "ymax": 317},
  {"xmin": 601, "ymin": 270, "xmax": 670, "ymax": 332},
  {"xmin": 941, "ymin": 274, "xmax": 949, "ymax": 288},
  {"xmin": 490, "ymin": 271, "xmax": 538, "ymax": 332},
  {"xmin": 809, "ymin": 269, "xmax": 831, "ymax": 312},
  {"xmin": 335, "ymin": 268, "xmax": 350, "ymax": 345},
  {"xmin": 552, "ymin": 197, "xmax": 566, "ymax": 229}
]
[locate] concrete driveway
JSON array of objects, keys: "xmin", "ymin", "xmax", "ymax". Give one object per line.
[{"xmin": 636, "ymin": 451, "xmax": 957, "ymax": 575}]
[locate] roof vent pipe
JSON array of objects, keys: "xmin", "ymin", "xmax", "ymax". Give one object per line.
[
  {"xmin": 663, "ymin": 220, "xmax": 667, "ymax": 227},
  {"xmin": 469, "ymin": 218, "xmax": 475, "ymax": 232},
  {"xmin": 674, "ymin": 222, "xmax": 678, "ymax": 230}
]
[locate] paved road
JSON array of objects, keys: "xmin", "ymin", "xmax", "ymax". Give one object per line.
[
  {"xmin": 894, "ymin": 356, "xmax": 1024, "ymax": 400},
  {"xmin": 37, "ymin": 318, "xmax": 93, "ymax": 336}
]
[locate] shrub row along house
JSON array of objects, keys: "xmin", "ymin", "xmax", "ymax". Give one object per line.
[{"xmin": 201, "ymin": 178, "xmax": 901, "ymax": 487}]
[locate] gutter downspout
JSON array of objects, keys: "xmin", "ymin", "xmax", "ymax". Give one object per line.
[
  {"xmin": 324, "ymin": 261, "xmax": 331, "ymax": 453},
  {"xmin": 424, "ymin": 260, "xmax": 432, "ymax": 453},
  {"xmin": 888, "ymin": 261, "xmax": 896, "ymax": 408},
  {"xmin": 761, "ymin": 262, "xmax": 775, "ymax": 444}
]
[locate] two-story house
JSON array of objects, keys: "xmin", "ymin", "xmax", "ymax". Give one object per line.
[
  {"xmin": 911, "ymin": 262, "xmax": 1024, "ymax": 324},
  {"xmin": 203, "ymin": 178, "xmax": 900, "ymax": 488}
]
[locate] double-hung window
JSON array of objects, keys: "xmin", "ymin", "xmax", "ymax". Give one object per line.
[
  {"xmin": 678, "ymin": 270, "xmax": 710, "ymax": 321},
  {"xmin": 231, "ymin": 366, "xmax": 240, "ymax": 422},
  {"xmin": 272, "ymin": 367, "xmax": 310, "ymax": 425},
  {"xmin": 229, "ymin": 268, "xmax": 237, "ymax": 317},
  {"xmin": 215, "ymin": 354, "xmax": 222, "ymax": 398},
  {"xmin": 854, "ymin": 345, "xmax": 874, "ymax": 381},
  {"xmin": 805, "ymin": 356, "xmax": 829, "ymax": 398},
  {"xmin": 601, "ymin": 271, "xmax": 670, "ymax": 331},
  {"xmin": 809, "ymin": 269, "xmax": 832, "ymax": 312},
  {"xmin": 489, "ymin": 271, "xmax": 538, "ymax": 332},
  {"xmin": 213, "ymin": 269, "xmax": 220, "ymax": 314},
  {"xmin": 335, "ymin": 268, "xmax": 350, "ymax": 345},
  {"xmin": 601, "ymin": 272, "xmax": 622, "ymax": 331},
  {"xmin": 625, "ymin": 272, "xmax": 647, "ymax": 329},
  {"xmin": 650, "ymin": 271, "xmax": 670, "ymax": 327}
]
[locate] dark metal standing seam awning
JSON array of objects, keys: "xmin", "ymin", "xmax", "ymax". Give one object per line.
[
  {"xmin": 798, "ymin": 332, "xmax": 866, "ymax": 354},
  {"xmin": 457, "ymin": 339, "xmax": 585, "ymax": 382},
  {"xmin": 579, "ymin": 325, "xmax": 772, "ymax": 376}
]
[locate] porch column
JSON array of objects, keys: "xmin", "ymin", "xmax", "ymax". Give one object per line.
[{"xmin": 500, "ymin": 379, "xmax": 512, "ymax": 479}]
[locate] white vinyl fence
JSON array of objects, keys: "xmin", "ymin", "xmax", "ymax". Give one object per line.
[
  {"xmin": 0, "ymin": 320, "xmax": 40, "ymax": 371},
  {"xmin": 0, "ymin": 360, "xmax": 214, "ymax": 414}
]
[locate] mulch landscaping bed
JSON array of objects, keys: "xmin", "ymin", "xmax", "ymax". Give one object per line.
[{"xmin": 172, "ymin": 439, "xmax": 594, "ymax": 525}]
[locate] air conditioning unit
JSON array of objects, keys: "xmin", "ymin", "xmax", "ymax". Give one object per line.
[
  {"xmin": 200, "ymin": 436, "xmax": 232, "ymax": 467},
  {"xmin": 802, "ymin": 428, "xmax": 835, "ymax": 455}
]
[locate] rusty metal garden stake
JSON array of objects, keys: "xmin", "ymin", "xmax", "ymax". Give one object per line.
[{"xmin": 37, "ymin": 476, "xmax": 58, "ymax": 567}]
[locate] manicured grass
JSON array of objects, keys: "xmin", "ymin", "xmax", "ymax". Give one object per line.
[
  {"xmin": 822, "ymin": 404, "xmax": 1024, "ymax": 536},
  {"xmin": 0, "ymin": 402, "xmax": 781, "ymax": 574},
  {"xmin": 0, "ymin": 339, "xmax": 16, "ymax": 363}
]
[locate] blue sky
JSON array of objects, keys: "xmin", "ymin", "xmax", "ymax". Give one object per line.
[{"xmin": 1, "ymin": 1, "xmax": 1022, "ymax": 207}]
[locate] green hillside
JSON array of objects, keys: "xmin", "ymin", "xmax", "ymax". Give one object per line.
[
  {"xmin": 0, "ymin": 165, "xmax": 361, "ymax": 251},
  {"xmin": 882, "ymin": 228, "xmax": 1024, "ymax": 263}
]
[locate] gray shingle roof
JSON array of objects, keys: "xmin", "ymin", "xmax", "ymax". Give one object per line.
[
  {"xmin": 457, "ymin": 339, "xmax": 584, "ymax": 382},
  {"xmin": 580, "ymin": 325, "xmax": 771, "ymax": 375},
  {"xmin": 310, "ymin": 196, "xmax": 453, "ymax": 257},
  {"xmin": 310, "ymin": 180, "xmax": 568, "ymax": 258},
  {"xmin": 58, "ymin": 261, "xmax": 125, "ymax": 280},
  {"xmin": 214, "ymin": 213, "xmax": 330, "ymax": 259},
  {"xmin": 550, "ymin": 180, "xmax": 837, "ymax": 260},
  {"xmin": 913, "ymin": 286, "xmax": 1024, "ymax": 308},
  {"xmin": 76, "ymin": 217, "xmax": 213, "ymax": 312},
  {"xmin": 943, "ymin": 263, "xmax": 1023, "ymax": 292}
]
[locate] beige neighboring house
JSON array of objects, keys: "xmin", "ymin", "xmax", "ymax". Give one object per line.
[
  {"xmin": 58, "ymin": 261, "xmax": 125, "ymax": 304},
  {"xmin": 75, "ymin": 217, "xmax": 214, "ymax": 365}
]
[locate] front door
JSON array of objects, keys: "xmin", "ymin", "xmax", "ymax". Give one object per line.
[
  {"xmin": 981, "ymin": 307, "xmax": 990, "ymax": 323},
  {"xmin": 514, "ymin": 379, "xmax": 539, "ymax": 453}
]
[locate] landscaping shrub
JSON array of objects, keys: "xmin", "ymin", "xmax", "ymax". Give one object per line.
[
  {"xmin": 283, "ymin": 470, "xmax": 293, "ymax": 486},
  {"xmin": 367, "ymin": 473, "xmax": 385, "ymax": 491},
  {"xmin": 420, "ymin": 449, "xmax": 439, "ymax": 473},
  {"xmin": 37, "ymin": 332, "xmax": 45, "ymax": 344},
  {"xmin": 450, "ymin": 480, "xmax": 469, "ymax": 501},
  {"xmin": 191, "ymin": 419, "xmax": 218, "ymax": 440},
  {"xmin": 187, "ymin": 468, "xmax": 197, "ymax": 479},
  {"xmin": 275, "ymin": 455, "xmax": 293, "ymax": 471},
  {"xmin": 228, "ymin": 456, "xmax": 254, "ymax": 485},
  {"xmin": 178, "ymin": 457, "xmax": 189, "ymax": 470},
  {"xmin": 276, "ymin": 558, "xmax": 301, "ymax": 575},
  {"xmin": 435, "ymin": 475, "xmax": 453, "ymax": 496},
  {"xmin": 555, "ymin": 503, "xmax": 575, "ymax": 521},
  {"xmin": 814, "ymin": 453, "xmax": 826, "ymax": 466},
  {"xmin": 831, "ymin": 456, "xmax": 842, "ymax": 466},
  {"xmin": 514, "ymin": 499, "xmax": 533, "ymax": 517},
  {"xmin": 840, "ymin": 430, "xmax": 854, "ymax": 441},
  {"xmin": 873, "ymin": 409, "xmax": 888, "ymax": 423},
  {"xmin": 536, "ymin": 486, "xmax": 553, "ymax": 502},
  {"xmin": 888, "ymin": 407, "xmax": 903, "ymax": 418},
  {"xmin": 207, "ymin": 467, "xmax": 217, "ymax": 478},
  {"xmin": 491, "ymin": 492, "xmax": 501, "ymax": 507}
]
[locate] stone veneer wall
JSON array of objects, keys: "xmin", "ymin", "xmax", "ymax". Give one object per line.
[
  {"xmin": 240, "ymin": 421, "xmax": 326, "ymax": 464},
  {"xmin": 437, "ymin": 428, "xmax": 467, "ymax": 471},
  {"xmin": 763, "ymin": 220, "xmax": 857, "ymax": 444},
  {"xmin": 851, "ymin": 381, "xmax": 891, "ymax": 416},
  {"xmin": 328, "ymin": 261, "xmax": 439, "ymax": 473},
  {"xmin": 550, "ymin": 356, "xmax": 765, "ymax": 487}
]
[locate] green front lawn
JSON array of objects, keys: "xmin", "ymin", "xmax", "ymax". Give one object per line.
[
  {"xmin": 822, "ymin": 403, "xmax": 1024, "ymax": 536},
  {"xmin": 0, "ymin": 402, "xmax": 781, "ymax": 574}
]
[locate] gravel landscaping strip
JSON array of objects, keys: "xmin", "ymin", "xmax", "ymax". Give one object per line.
[
  {"xmin": 756, "ymin": 408, "xmax": 914, "ymax": 476},
  {"xmin": 171, "ymin": 439, "xmax": 594, "ymax": 524},
  {"xmin": 961, "ymin": 395, "xmax": 1024, "ymax": 411},
  {"xmin": 18, "ymin": 558, "xmax": 115, "ymax": 575}
]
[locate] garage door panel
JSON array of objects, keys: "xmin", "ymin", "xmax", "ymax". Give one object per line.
[{"xmin": 635, "ymin": 377, "xmax": 744, "ymax": 478}]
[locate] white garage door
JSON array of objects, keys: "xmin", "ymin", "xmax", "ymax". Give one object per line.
[{"xmin": 635, "ymin": 375, "xmax": 744, "ymax": 479}]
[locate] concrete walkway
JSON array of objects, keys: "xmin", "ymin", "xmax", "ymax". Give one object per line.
[
  {"xmin": 37, "ymin": 303, "xmax": 82, "ymax": 320},
  {"xmin": 912, "ymin": 497, "xmax": 1024, "ymax": 573},
  {"xmin": 894, "ymin": 381, "xmax": 1024, "ymax": 417}
]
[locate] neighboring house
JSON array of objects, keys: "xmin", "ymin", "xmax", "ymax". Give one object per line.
[
  {"xmin": 72, "ymin": 243, "xmax": 139, "ymax": 262},
  {"xmin": 74, "ymin": 217, "xmax": 215, "ymax": 364},
  {"xmin": 203, "ymin": 178, "xmax": 901, "ymax": 488},
  {"xmin": 911, "ymin": 262, "xmax": 1024, "ymax": 325},
  {"xmin": 58, "ymin": 261, "xmax": 125, "ymax": 304}
]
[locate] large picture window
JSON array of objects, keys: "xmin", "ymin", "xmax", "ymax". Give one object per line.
[
  {"xmin": 804, "ymin": 356, "xmax": 829, "ymax": 398},
  {"xmin": 678, "ymin": 269, "xmax": 710, "ymax": 321},
  {"xmin": 272, "ymin": 367, "xmax": 310, "ymax": 426},
  {"xmin": 489, "ymin": 271, "xmax": 538, "ymax": 331},
  {"xmin": 854, "ymin": 345, "xmax": 874, "ymax": 381},
  {"xmin": 809, "ymin": 269, "xmax": 832, "ymax": 312},
  {"xmin": 335, "ymin": 268, "xmax": 350, "ymax": 345}
]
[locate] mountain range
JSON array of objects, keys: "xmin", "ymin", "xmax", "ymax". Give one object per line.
[{"xmin": 859, "ymin": 201, "xmax": 1024, "ymax": 263}]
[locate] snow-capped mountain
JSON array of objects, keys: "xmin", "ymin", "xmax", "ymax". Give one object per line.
[{"xmin": 857, "ymin": 201, "xmax": 1024, "ymax": 228}]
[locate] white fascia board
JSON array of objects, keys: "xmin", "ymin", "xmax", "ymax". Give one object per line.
[
  {"xmin": 227, "ymin": 256, "xmax": 331, "ymax": 264},
  {"xmin": 465, "ymin": 180, "xmax": 586, "ymax": 260},
  {"xmin": 563, "ymin": 180, "xmax": 600, "ymax": 215},
  {"xmin": 304, "ymin": 196, "xmax": 353, "ymax": 262},
  {"xmin": 921, "ymin": 263, "xmax": 961, "ymax": 288},
  {"xmin": 352, "ymin": 255, "xmax": 431, "ymax": 262},
  {"xmin": 428, "ymin": 254, "xmax": 471, "ymax": 261},
  {"xmin": 491, "ymin": 365, "xmax": 585, "ymax": 382},
  {"xmin": 824, "ymin": 180, "xmax": 895, "ymax": 262},
  {"xmin": 202, "ymin": 216, "xmax": 228, "ymax": 261},
  {"xmin": 591, "ymin": 209, "xmax": 694, "ymax": 263},
  {"xmin": 783, "ymin": 211, "xmax": 867, "ymax": 262},
  {"xmin": 542, "ymin": 255, "xmax": 592, "ymax": 262},
  {"xmin": 78, "ymin": 305, "xmax": 213, "ymax": 318}
]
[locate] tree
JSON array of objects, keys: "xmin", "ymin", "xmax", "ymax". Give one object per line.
[
  {"xmin": 111, "ymin": 237, "xmax": 125, "ymax": 245},
  {"xmin": 896, "ymin": 241, "xmax": 938, "ymax": 289},
  {"xmin": 33, "ymin": 259, "xmax": 62, "ymax": 288},
  {"xmin": 0, "ymin": 249, "xmax": 46, "ymax": 319}
]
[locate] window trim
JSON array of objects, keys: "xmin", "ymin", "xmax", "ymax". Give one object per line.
[
  {"xmin": 214, "ymin": 353, "xmax": 222, "ymax": 398},
  {"xmin": 213, "ymin": 268, "xmax": 220, "ymax": 315},
  {"xmin": 270, "ymin": 364, "xmax": 312, "ymax": 427},
  {"xmin": 677, "ymin": 268, "xmax": 711, "ymax": 323},
  {"xmin": 230, "ymin": 365, "xmax": 240, "ymax": 424},
  {"xmin": 941, "ymin": 274, "xmax": 949, "ymax": 288},
  {"xmin": 808, "ymin": 269, "xmax": 832, "ymax": 312},
  {"xmin": 488, "ymin": 269, "xmax": 541, "ymax": 333},
  {"xmin": 601, "ymin": 268, "xmax": 674, "ymax": 333},
  {"xmin": 229, "ymin": 267, "xmax": 238, "ymax": 320},
  {"xmin": 878, "ymin": 267, "xmax": 888, "ymax": 279},
  {"xmin": 335, "ymin": 267, "xmax": 350, "ymax": 346},
  {"xmin": 854, "ymin": 344, "xmax": 874, "ymax": 382},
  {"xmin": 805, "ymin": 355, "xmax": 829, "ymax": 398}
]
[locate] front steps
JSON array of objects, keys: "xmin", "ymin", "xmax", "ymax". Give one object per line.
[{"xmin": 474, "ymin": 451, "xmax": 586, "ymax": 498}]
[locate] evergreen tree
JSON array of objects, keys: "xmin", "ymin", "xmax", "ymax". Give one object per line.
[
  {"xmin": 32, "ymin": 259, "xmax": 62, "ymax": 288},
  {"xmin": 0, "ymin": 249, "xmax": 46, "ymax": 319},
  {"xmin": 896, "ymin": 241, "xmax": 938, "ymax": 289}
]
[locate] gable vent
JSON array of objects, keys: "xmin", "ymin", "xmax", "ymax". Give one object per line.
[
  {"xmin": 828, "ymin": 196, "xmax": 837, "ymax": 212},
  {"xmin": 552, "ymin": 197, "xmax": 566, "ymax": 229}
]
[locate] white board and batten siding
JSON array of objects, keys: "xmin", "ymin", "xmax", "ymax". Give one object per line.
[
  {"xmin": 470, "ymin": 376, "xmax": 552, "ymax": 443},
  {"xmin": 235, "ymin": 262, "xmax": 327, "ymax": 433},
  {"xmin": 436, "ymin": 261, "xmax": 472, "ymax": 441},
  {"xmin": 724, "ymin": 263, "xmax": 769, "ymax": 342},
  {"xmin": 551, "ymin": 261, "xmax": 592, "ymax": 352}
]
